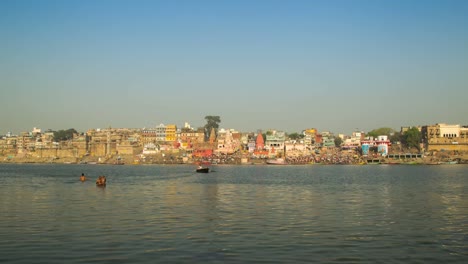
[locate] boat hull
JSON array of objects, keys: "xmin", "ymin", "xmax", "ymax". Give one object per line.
[
  {"xmin": 196, "ymin": 168, "xmax": 210, "ymax": 173},
  {"xmin": 266, "ymin": 158, "xmax": 287, "ymax": 165},
  {"xmin": 438, "ymin": 161, "xmax": 458, "ymax": 165}
]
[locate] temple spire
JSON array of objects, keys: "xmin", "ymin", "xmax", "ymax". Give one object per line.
[
  {"xmin": 256, "ymin": 131, "xmax": 264, "ymax": 150},
  {"xmin": 209, "ymin": 127, "xmax": 216, "ymax": 143}
]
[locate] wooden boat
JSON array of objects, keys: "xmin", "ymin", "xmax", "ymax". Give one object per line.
[
  {"xmin": 266, "ymin": 158, "xmax": 287, "ymax": 165},
  {"xmin": 196, "ymin": 167, "xmax": 210, "ymax": 173},
  {"xmin": 438, "ymin": 160, "xmax": 458, "ymax": 165},
  {"xmin": 114, "ymin": 157, "xmax": 124, "ymax": 165},
  {"xmin": 385, "ymin": 161, "xmax": 402, "ymax": 165}
]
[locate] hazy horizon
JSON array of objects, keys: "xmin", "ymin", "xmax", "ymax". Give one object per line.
[{"xmin": 1, "ymin": 0, "xmax": 467, "ymax": 135}]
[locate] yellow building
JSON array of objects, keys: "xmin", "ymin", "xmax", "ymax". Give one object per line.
[
  {"xmin": 303, "ymin": 128, "xmax": 317, "ymax": 146},
  {"xmin": 165, "ymin": 124, "xmax": 177, "ymax": 142}
]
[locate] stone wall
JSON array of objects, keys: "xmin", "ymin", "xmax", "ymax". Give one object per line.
[
  {"xmin": 427, "ymin": 143, "xmax": 468, "ymax": 152},
  {"xmin": 87, "ymin": 143, "xmax": 118, "ymax": 156},
  {"xmin": 35, "ymin": 148, "xmax": 77, "ymax": 158},
  {"xmin": 117, "ymin": 144, "xmax": 142, "ymax": 155}
]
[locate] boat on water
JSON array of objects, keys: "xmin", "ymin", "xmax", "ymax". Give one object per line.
[
  {"xmin": 382, "ymin": 162, "xmax": 401, "ymax": 165},
  {"xmin": 114, "ymin": 156, "xmax": 124, "ymax": 165},
  {"xmin": 266, "ymin": 158, "xmax": 288, "ymax": 165},
  {"xmin": 196, "ymin": 167, "xmax": 210, "ymax": 173},
  {"xmin": 438, "ymin": 160, "xmax": 458, "ymax": 165}
]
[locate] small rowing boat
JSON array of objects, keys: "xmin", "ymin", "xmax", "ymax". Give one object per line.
[{"xmin": 196, "ymin": 167, "xmax": 210, "ymax": 173}]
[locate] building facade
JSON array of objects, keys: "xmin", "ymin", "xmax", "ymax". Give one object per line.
[{"xmin": 422, "ymin": 123, "xmax": 468, "ymax": 151}]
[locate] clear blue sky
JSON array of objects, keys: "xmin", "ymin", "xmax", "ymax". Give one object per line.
[{"xmin": 1, "ymin": 0, "xmax": 467, "ymax": 135}]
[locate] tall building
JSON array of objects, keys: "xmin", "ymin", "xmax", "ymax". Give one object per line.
[
  {"xmin": 155, "ymin": 124, "xmax": 166, "ymax": 142},
  {"xmin": 303, "ymin": 128, "xmax": 317, "ymax": 146},
  {"xmin": 165, "ymin": 124, "xmax": 177, "ymax": 142},
  {"xmin": 256, "ymin": 131, "xmax": 264, "ymax": 150}
]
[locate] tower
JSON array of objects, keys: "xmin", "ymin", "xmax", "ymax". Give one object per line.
[
  {"xmin": 209, "ymin": 127, "xmax": 216, "ymax": 143},
  {"xmin": 256, "ymin": 131, "xmax": 264, "ymax": 150}
]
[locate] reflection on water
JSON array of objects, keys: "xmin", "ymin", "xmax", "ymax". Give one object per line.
[{"xmin": 0, "ymin": 164, "xmax": 467, "ymax": 263}]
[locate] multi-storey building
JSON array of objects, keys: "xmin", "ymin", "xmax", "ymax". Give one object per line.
[
  {"xmin": 86, "ymin": 128, "xmax": 140, "ymax": 156},
  {"xmin": 422, "ymin": 123, "xmax": 468, "ymax": 151},
  {"xmin": 165, "ymin": 124, "xmax": 177, "ymax": 142},
  {"xmin": 303, "ymin": 128, "xmax": 317, "ymax": 146},
  {"xmin": 179, "ymin": 127, "xmax": 205, "ymax": 149},
  {"xmin": 0, "ymin": 136, "xmax": 17, "ymax": 155},
  {"xmin": 265, "ymin": 130, "xmax": 286, "ymax": 156},
  {"xmin": 216, "ymin": 128, "xmax": 240, "ymax": 154},
  {"xmin": 141, "ymin": 128, "xmax": 157, "ymax": 144},
  {"xmin": 342, "ymin": 131, "xmax": 363, "ymax": 149},
  {"xmin": 17, "ymin": 132, "xmax": 35, "ymax": 153},
  {"xmin": 155, "ymin": 124, "xmax": 166, "ymax": 142}
]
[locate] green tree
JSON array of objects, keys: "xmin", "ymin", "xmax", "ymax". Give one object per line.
[
  {"xmin": 53, "ymin": 128, "xmax": 78, "ymax": 142},
  {"xmin": 334, "ymin": 137, "xmax": 343, "ymax": 147},
  {"xmin": 402, "ymin": 127, "xmax": 421, "ymax": 151},
  {"xmin": 367, "ymin": 127, "xmax": 395, "ymax": 138},
  {"xmin": 389, "ymin": 132, "xmax": 402, "ymax": 143},
  {"xmin": 204, "ymin": 115, "xmax": 221, "ymax": 141},
  {"xmin": 335, "ymin": 137, "xmax": 343, "ymax": 148},
  {"xmin": 263, "ymin": 130, "xmax": 274, "ymax": 142},
  {"xmin": 288, "ymin": 132, "xmax": 304, "ymax": 140}
]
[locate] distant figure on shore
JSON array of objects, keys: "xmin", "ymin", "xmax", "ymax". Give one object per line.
[
  {"xmin": 80, "ymin": 173, "xmax": 87, "ymax": 182},
  {"xmin": 96, "ymin": 175, "xmax": 106, "ymax": 186}
]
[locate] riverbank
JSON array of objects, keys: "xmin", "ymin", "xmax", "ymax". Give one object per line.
[{"xmin": 1, "ymin": 154, "xmax": 467, "ymax": 165}]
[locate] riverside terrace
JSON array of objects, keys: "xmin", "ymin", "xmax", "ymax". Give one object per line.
[{"xmin": 1, "ymin": 147, "xmax": 467, "ymax": 165}]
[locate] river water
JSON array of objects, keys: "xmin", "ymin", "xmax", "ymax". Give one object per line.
[{"xmin": 1, "ymin": 164, "xmax": 467, "ymax": 263}]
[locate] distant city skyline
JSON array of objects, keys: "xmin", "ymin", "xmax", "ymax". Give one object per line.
[{"xmin": 1, "ymin": 0, "xmax": 467, "ymax": 135}]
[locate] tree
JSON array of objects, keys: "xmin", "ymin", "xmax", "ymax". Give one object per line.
[
  {"xmin": 203, "ymin": 115, "xmax": 221, "ymax": 141},
  {"xmin": 53, "ymin": 128, "xmax": 78, "ymax": 142},
  {"xmin": 389, "ymin": 132, "xmax": 402, "ymax": 143},
  {"xmin": 367, "ymin": 127, "xmax": 395, "ymax": 138},
  {"xmin": 288, "ymin": 132, "xmax": 304, "ymax": 140},
  {"xmin": 402, "ymin": 127, "xmax": 421, "ymax": 151},
  {"xmin": 334, "ymin": 137, "xmax": 343, "ymax": 147}
]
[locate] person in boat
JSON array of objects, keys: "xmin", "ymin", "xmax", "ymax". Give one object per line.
[
  {"xmin": 80, "ymin": 173, "xmax": 87, "ymax": 181},
  {"xmin": 96, "ymin": 175, "xmax": 106, "ymax": 186}
]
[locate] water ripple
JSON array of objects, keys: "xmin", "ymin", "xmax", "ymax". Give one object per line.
[{"xmin": 1, "ymin": 164, "xmax": 468, "ymax": 263}]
